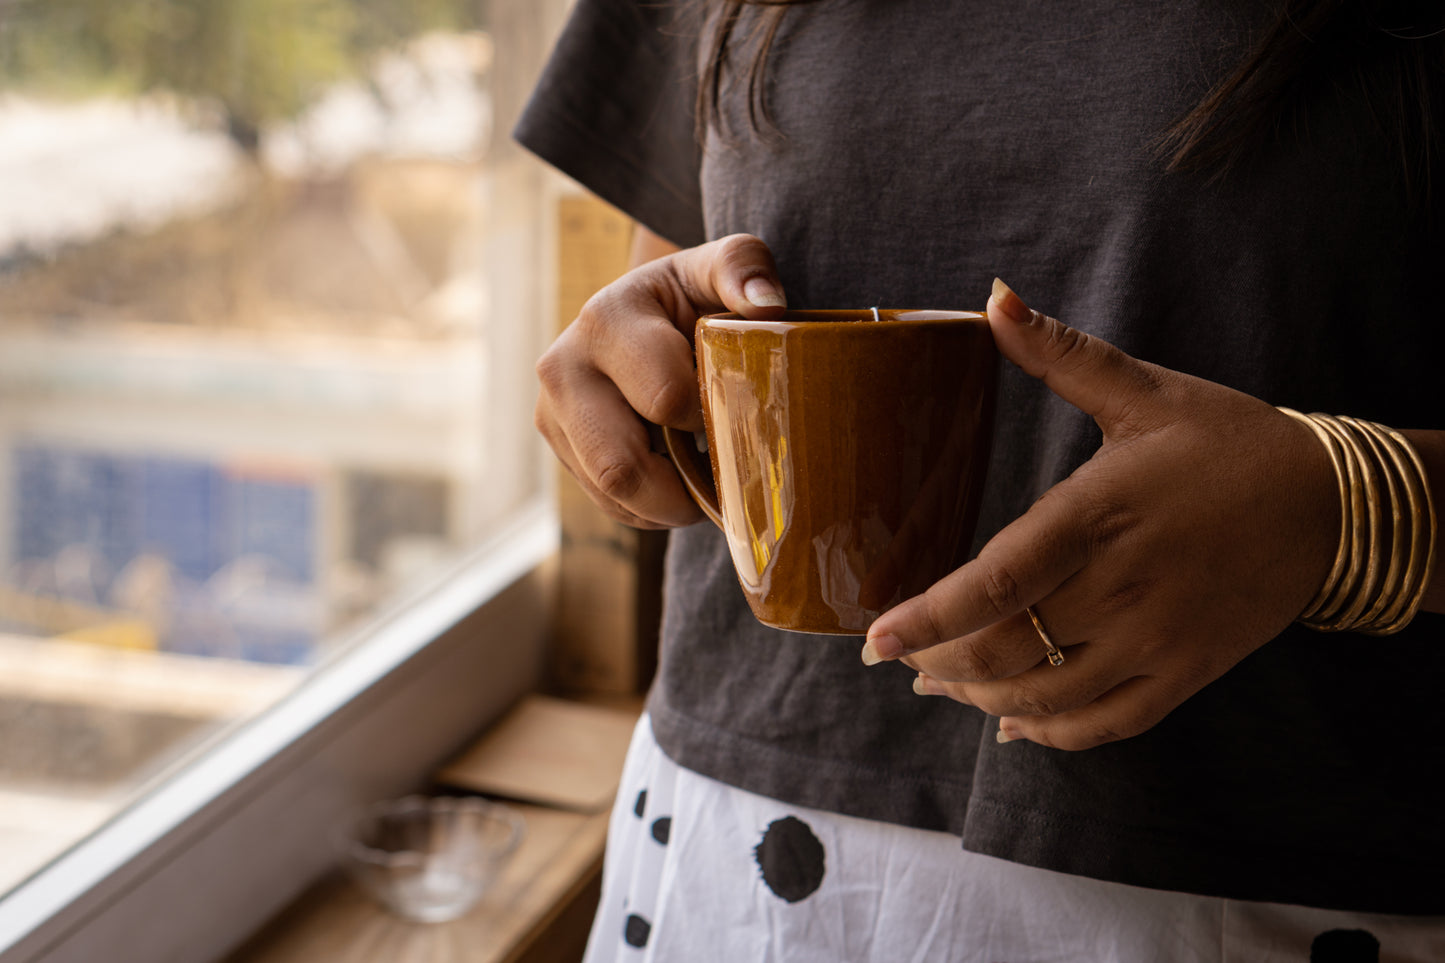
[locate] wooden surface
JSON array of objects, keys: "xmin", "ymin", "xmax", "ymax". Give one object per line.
[
  {"xmin": 550, "ymin": 193, "xmax": 664, "ymax": 697},
  {"xmin": 438, "ymin": 695, "xmax": 637, "ymax": 813},
  {"xmin": 227, "ymin": 803, "xmax": 609, "ymax": 963},
  {"xmin": 229, "ymin": 694, "xmax": 639, "ymax": 963}
]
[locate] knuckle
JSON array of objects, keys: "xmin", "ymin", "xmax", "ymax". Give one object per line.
[
  {"xmin": 1011, "ymin": 681, "xmax": 1058, "ymax": 719},
  {"xmin": 714, "ymin": 233, "xmax": 774, "ymax": 280},
  {"xmin": 913, "ymin": 590, "xmax": 965, "ymax": 652},
  {"xmin": 977, "ymin": 559, "xmax": 1025, "ymax": 620},
  {"xmin": 574, "ymin": 288, "xmax": 630, "ymax": 342},
  {"xmin": 534, "ymin": 345, "xmax": 566, "ymax": 390},
  {"xmin": 966, "ymin": 690, "xmax": 1009, "ymax": 718},
  {"xmin": 573, "ymin": 469, "xmax": 656, "ymax": 529},
  {"xmin": 576, "ymin": 287, "xmax": 613, "ymax": 326},
  {"xmin": 1099, "ymin": 577, "xmax": 1153, "ymax": 613},
  {"xmin": 1060, "ymin": 703, "xmax": 1150, "ymax": 751},
  {"xmin": 1043, "ymin": 320, "xmax": 1096, "ymax": 372},
  {"xmin": 1034, "ymin": 728, "xmax": 1093, "ymax": 752},
  {"xmin": 534, "ymin": 403, "xmax": 572, "ymax": 457},
  {"xmin": 640, "ymin": 377, "xmax": 695, "ymax": 428},
  {"xmin": 944, "ymin": 643, "xmax": 1007, "ymax": 682},
  {"xmin": 1092, "ymin": 498, "xmax": 1140, "ymax": 545},
  {"xmin": 533, "ymin": 402, "xmax": 554, "ymax": 439},
  {"xmin": 594, "ymin": 455, "xmax": 646, "ymax": 502},
  {"xmin": 1065, "ymin": 486, "xmax": 1139, "ymax": 554},
  {"xmin": 715, "ymin": 232, "xmax": 765, "ymax": 263},
  {"xmin": 1065, "ymin": 717, "xmax": 1132, "ymax": 751}
]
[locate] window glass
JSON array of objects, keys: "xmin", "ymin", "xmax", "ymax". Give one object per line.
[{"xmin": 0, "ymin": 0, "xmax": 549, "ymax": 895}]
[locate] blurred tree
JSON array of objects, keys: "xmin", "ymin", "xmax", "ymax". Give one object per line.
[{"xmin": 0, "ymin": 0, "xmax": 483, "ymax": 150}]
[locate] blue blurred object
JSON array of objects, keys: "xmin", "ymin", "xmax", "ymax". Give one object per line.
[{"xmin": 6, "ymin": 442, "xmax": 320, "ymax": 664}]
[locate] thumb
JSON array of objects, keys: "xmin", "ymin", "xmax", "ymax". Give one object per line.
[
  {"xmin": 672, "ymin": 234, "xmax": 788, "ymax": 322},
  {"xmin": 987, "ymin": 278, "xmax": 1169, "ymax": 430}
]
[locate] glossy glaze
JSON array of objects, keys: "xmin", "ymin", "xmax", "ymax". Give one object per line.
[{"xmin": 680, "ymin": 309, "xmax": 998, "ymax": 635}]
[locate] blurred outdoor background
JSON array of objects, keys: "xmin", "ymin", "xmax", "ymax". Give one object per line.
[{"xmin": 0, "ymin": 0, "xmax": 545, "ymax": 894}]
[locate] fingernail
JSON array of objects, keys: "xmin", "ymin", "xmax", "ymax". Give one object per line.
[
  {"xmin": 744, "ymin": 276, "xmax": 786, "ymax": 308},
  {"xmin": 912, "ymin": 674, "xmax": 944, "ymax": 696},
  {"xmin": 989, "ymin": 277, "xmax": 1031, "ymax": 325},
  {"xmin": 996, "ymin": 722, "xmax": 1022, "ymax": 744},
  {"xmin": 861, "ymin": 633, "xmax": 903, "ymax": 666}
]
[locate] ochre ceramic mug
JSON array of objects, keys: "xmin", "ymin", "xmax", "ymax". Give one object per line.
[{"xmin": 664, "ymin": 309, "xmax": 998, "ymax": 635}]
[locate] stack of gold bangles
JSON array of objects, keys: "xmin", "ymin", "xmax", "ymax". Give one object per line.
[{"xmin": 1278, "ymin": 408, "xmax": 1437, "ymax": 635}]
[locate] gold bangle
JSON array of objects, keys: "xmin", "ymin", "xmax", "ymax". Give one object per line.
[
  {"xmin": 1344, "ymin": 418, "xmax": 1407, "ymax": 628},
  {"xmin": 1305, "ymin": 413, "xmax": 1368, "ymax": 625},
  {"xmin": 1279, "ymin": 407, "xmax": 1436, "ymax": 636},
  {"xmin": 1313, "ymin": 415, "xmax": 1381, "ymax": 630},
  {"xmin": 1278, "ymin": 408, "xmax": 1350, "ymax": 618},
  {"xmin": 1364, "ymin": 423, "xmax": 1436, "ymax": 636}
]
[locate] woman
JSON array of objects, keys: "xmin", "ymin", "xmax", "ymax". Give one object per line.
[{"xmin": 523, "ymin": 0, "xmax": 1445, "ymax": 958}]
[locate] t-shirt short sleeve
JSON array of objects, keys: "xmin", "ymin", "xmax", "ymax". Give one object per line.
[{"xmin": 515, "ymin": 0, "xmax": 706, "ymax": 248}]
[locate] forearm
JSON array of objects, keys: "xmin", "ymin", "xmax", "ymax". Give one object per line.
[{"xmin": 630, "ymin": 223, "xmax": 683, "ymax": 269}]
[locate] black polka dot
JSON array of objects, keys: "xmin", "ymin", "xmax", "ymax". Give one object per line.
[
  {"xmin": 651, "ymin": 816, "xmax": 672, "ymax": 845},
  {"xmin": 1311, "ymin": 929, "xmax": 1379, "ymax": 963},
  {"xmin": 623, "ymin": 913, "xmax": 651, "ymax": 948},
  {"xmin": 633, "ymin": 789, "xmax": 647, "ymax": 818},
  {"xmin": 754, "ymin": 815, "xmax": 826, "ymax": 903}
]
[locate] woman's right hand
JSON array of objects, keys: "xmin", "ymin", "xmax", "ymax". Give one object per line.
[{"xmin": 535, "ymin": 232, "xmax": 788, "ymax": 529}]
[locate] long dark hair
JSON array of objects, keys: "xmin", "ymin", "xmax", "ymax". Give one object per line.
[
  {"xmin": 697, "ymin": 0, "xmax": 1445, "ymax": 207},
  {"xmin": 696, "ymin": 0, "xmax": 806, "ymax": 142}
]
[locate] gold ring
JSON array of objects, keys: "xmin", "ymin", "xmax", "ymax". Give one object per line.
[{"xmin": 1027, "ymin": 606, "xmax": 1065, "ymax": 667}]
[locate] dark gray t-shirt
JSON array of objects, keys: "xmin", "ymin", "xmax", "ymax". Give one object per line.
[{"xmin": 518, "ymin": 0, "xmax": 1445, "ymax": 913}]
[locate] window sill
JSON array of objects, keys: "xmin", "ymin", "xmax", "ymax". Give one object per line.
[
  {"xmin": 230, "ymin": 803, "xmax": 609, "ymax": 963},
  {"xmin": 227, "ymin": 695, "xmax": 641, "ymax": 963},
  {"xmin": 0, "ymin": 503, "xmax": 558, "ymax": 963}
]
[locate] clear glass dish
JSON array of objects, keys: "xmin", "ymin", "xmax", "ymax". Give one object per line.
[{"xmin": 340, "ymin": 794, "xmax": 525, "ymax": 923}]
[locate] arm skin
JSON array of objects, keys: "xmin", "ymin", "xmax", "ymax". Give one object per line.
[
  {"xmin": 630, "ymin": 223, "xmax": 683, "ymax": 267},
  {"xmin": 865, "ymin": 280, "xmax": 1445, "ymax": 751}
]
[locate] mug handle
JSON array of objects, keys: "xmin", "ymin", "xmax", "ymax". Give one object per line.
[{"xmin": 662, "ymin": 426, "xmax": 724, "ymax": 529}]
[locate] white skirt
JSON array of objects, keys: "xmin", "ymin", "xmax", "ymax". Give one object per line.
[{"xmin": 583, "ymin": 715, "xmax": 1443, "ymax": 963}]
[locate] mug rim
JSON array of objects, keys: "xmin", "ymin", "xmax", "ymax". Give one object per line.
[{"xmin": 698, "ymin": 308, "xmax": 986, "ymax": 330}]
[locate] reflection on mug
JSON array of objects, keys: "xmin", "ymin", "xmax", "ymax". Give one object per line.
[{"xmin": 709, "ymin": 346, "xmax": 795, "ymax": 596}]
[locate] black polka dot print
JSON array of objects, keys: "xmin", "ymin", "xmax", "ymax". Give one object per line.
[
  {"xmin": 623, "ymin": 913, "xmax": 652, "ymax": 948},
  {"xmin": 651, "ymin": 816, "xmax": 672, "ymax": 845},
  {"xmin": 754, "ymin": 815, "xmax": 826, "ymax": 903},
  {"xmin": 633, "ymin": 788, "xmax": 647, "ymax": 819},
  {"xmin": 1311, "ymin": 928, "xmax": 1380, "ymax": 963}
]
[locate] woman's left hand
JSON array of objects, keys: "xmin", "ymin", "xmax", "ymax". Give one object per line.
[{"xmin": 861, "ymin": 280, "xmax": 1340, "ymax": 750}]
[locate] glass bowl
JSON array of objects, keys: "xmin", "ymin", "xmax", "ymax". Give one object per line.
[{"xmin": 340, "ymin": 795, "xmax": 524, "ymax": 923}]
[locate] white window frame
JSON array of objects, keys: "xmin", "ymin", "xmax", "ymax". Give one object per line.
[
  {"xmin": 0, "ymin": 1, "xmax": 573, "ymax": 957},
  {"xmin": 0, "ymin": 505, "xmax": 555, "ymax": 963}
]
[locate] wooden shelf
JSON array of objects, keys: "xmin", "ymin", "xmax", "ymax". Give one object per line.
[
  {"xmin": 228, "ymin": 802, "xmax": 609, "ymax": 963},
  {"xmin": 229, "ymin": 695, "xmax": 639, "ymax": 963}
]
